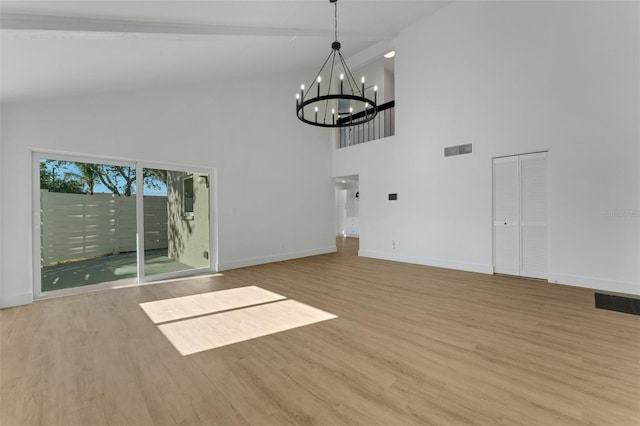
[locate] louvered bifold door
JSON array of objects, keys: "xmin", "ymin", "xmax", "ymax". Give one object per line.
[
  {"xmin": 493, "ymin": 156, "xmax": 520, "ymax": 276},
  {"xmin": 519, "ymin": 152, "xmax": 548, "ymax": 279}
]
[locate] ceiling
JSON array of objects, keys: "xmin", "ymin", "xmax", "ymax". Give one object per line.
[{"xmin": 0, "ymin": 1, "xmax": 446, "ymax": 103}]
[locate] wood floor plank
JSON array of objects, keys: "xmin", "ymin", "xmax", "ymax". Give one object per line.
[{"xmin": 1, "ymin": 237, "xmax": 639, "ymax": 425}]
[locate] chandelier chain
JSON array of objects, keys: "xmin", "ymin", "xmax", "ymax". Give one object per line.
[{"xmin": 334, "ymin": 2, "xmax": 338, "ymax": 42}]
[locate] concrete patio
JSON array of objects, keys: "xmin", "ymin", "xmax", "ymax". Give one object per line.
[{"xmin": 41, "ymin": 249, "xmax": 192, "ymax": 292}]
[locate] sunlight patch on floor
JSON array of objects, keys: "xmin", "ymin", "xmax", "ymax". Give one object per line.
[
  {"xmin": 139, "ymin": 285, "xmax": 285, "ymax": 323},
  {"xmin": 158, "ymin": 299, "xmax": 337, "ymax": 355},
  {"xmin": 140, "ymin": 286, "xmax": 337, "ymax": 355}
]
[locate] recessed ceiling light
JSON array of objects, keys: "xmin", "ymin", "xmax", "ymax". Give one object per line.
[
  {"xmin": 384, "ymin": 50, "xmax": 396, "ymax": 59},
  {"xmin": 341, "ymin": 180, "xmax": 346, "ymax": 183}
]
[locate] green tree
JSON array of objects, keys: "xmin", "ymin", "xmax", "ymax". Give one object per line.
[
  {"xmin": 39, "ymin": 160, "xmax": 84, "ymax": 194},
  {"xmin": 94, "ymin": 165, "xmax": 136, "ymax": 196},
  {"xmin": 39, "ymin": 160, "xmax": 167, "ymax": 196},
  {"xmin": 94, "ymin": 166, "xmax": 167, "ymax": 196},
  {"xmin": 74, "ymin": 162, "xmax": 100, "ymax": 195}
]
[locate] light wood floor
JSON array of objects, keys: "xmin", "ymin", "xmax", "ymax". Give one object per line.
[{"xmin": 1, "ymin": 237, "xmax": 639, "ymax": 425}]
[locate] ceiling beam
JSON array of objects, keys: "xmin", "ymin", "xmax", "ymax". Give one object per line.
[{"xmin": 0, "ymin": 13, "xmax": 396, "ymax": 40}]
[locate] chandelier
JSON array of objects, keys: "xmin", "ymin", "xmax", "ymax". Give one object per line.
[{"xmin": 296, "ymin": 0, "xmax": 377, "ymax": 128}]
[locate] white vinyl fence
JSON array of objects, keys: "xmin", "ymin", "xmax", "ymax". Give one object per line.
[{"xmin": 41, "ymin": 191, "xmax": 168, "ymax": 266}]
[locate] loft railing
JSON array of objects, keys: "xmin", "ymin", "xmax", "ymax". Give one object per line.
[{"xmin": 337, "ymin": 100, "xmax": 395, "ymax": 149}]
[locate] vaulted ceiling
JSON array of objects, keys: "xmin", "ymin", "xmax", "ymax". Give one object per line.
[{"xmin": 1, "ymin": 1, "xmax": 446, "ymax": 102}]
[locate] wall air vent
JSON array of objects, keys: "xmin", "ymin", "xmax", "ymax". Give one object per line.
[{"xmin": 444, "ymin": 143, "xmax": 473, "ymax": 157}]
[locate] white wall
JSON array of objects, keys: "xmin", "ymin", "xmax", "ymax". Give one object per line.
[
  {"xmin": 353, "ymin": 58, "xmax": 386, "ymax": 103},
  {"xmin": 345, "ymin": 188, "xmax": 359, "ymax": 219},
  {"xmin": 334, "ymin": 1, "xmax": 640, "ymax": 295},
  {"xmin": 384, "ymin": 68, "xmax": 395, "ymax": 106},
  {"xmin": 0, "ymin": 105, "xmax": 3, "ymax": 306},
  {"xmin": 1, "ymin": 72, "xmax": 336, "ymax": 308},
  {"xmin": 336, "ymin": 189, "xmax": 347, "ymax": 236}
]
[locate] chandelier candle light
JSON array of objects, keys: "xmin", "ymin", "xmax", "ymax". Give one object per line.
[{"xmin": 295, "ymin": 0, "xmax": 377, "ymax": 128}]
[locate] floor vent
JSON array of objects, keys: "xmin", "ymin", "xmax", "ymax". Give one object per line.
[{"xmin": 595, "ymin": 293, "xmax": 640, "ymax": 316}]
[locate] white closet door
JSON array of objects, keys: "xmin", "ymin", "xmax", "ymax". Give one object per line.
[
  {"xmin": 519, "ymin": 152, "xmax": 548, "ymax": 279},
  {"xmin": 493, "ymin": 156, "xmax": 520, "ymax": 276}
]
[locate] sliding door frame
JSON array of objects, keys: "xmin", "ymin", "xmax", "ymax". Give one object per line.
[{"xmin": 30, "ymin": 149, "xmax": 218, "ymax": 299}]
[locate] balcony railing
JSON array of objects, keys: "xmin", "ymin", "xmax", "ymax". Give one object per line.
[{"xmin": 337, "ymin": 100, "xmax": 395, "ymax": 149}]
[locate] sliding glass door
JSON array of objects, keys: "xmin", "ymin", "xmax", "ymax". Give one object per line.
[
  {"xmin": 33, "ymin": 152, "xmax": 215, "ymax": 297},
  {"xmin": 141, "ymin": 167, "xmax": 211, "ymax": 280},
  {"xmin": 38, "ymin": 157, "xmax": 139, "ymax": 292}
]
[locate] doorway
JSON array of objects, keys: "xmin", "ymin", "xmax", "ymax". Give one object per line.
[
  {"xmin": 492, "ymin": 152, "xmax": 548, "ymax": 279},
  {"xmin": 33, "ymin": 151, "xmax": 217, "ymax": 298},
  {"xmin": 334, "ymin": 175, "xmax": 359, "ymax": 238}
]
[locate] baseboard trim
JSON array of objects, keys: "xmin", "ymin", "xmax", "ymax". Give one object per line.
[
  {"xmin": 219, "ymin": 246, "xmax": 337, "ymax": 271},
  {"xmin": 1, "ymin": 291, "xmax": 33, "ymax": 309},
  {"xmin": 547, "ymin": 273, "xmax": 640, "ymax": 296},
  {"xmin": 358, "ymin": 250, "xmax": 494, "ymax": 274}
]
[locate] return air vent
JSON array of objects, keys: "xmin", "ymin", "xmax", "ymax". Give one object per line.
[
  {"xmin": 595, "ymin": 293, "xmax": 640, "ymax": 316},
  {"xmin": 444, "ymin": 143, "xmax": 472, "ymax": 157}
]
